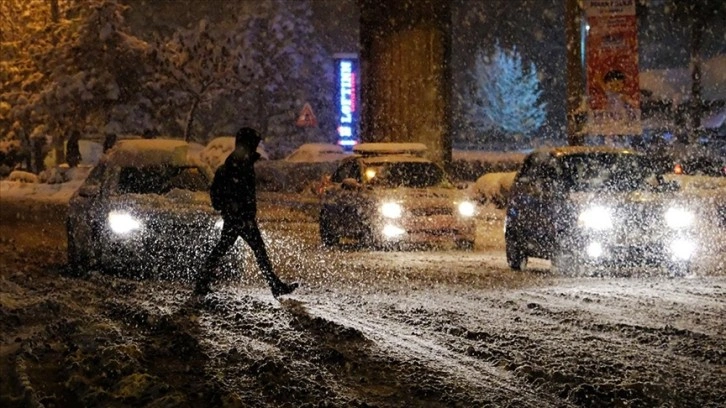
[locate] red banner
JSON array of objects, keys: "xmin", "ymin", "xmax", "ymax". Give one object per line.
[{"xmin": 585, "ymin": 0, "xmax": 641, "ymax": 136}]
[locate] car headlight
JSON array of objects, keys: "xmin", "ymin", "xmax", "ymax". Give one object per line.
[
  {"xmin": 670, "ymin": 238, "xmax": 696, "ymax": 261},
  {"xmin": 108, "ymin": 211, "xmax": 142, "ymax": 234},
  {"xmin": 578, "ymin": 206, "xmax": 613, "ymax": 230},
  {"xmin": 458, "ymin": 201, "xmax": 476, "ymax": 217},
  {"xmin": 665, "ymin": 207, "xmax": 694, "ymax": 229},
  {"xmin": 214, "ymin": 218, "xmax": 224, "ymax": 229},
  {"xmin": 380, "ymin": 202, "xmax": 403, "ymax": 219}
]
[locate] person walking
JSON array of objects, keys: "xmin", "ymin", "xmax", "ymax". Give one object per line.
[
  {"xmin": 195, "ymin": 127, "xmax": 299, "ymax": 297},
  {"xmin": 66, "ymin": 130, "xmax": 82, "ymax": 168}
]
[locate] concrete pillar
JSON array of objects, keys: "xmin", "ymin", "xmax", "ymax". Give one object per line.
[
  {"xmin": 566, "ymin": 0, "xmax": 586, "ymax": 146},
  {"xmin": 359, "ymin": 0, "xmax": 452, "ymax": 164}
]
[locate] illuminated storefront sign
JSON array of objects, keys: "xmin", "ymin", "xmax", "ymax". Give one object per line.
[{"xmin": 334, "ymin": 53, "xmax": 359, "ymax": 150}]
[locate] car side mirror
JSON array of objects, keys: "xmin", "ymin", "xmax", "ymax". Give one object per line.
[
  {"xmin": 78, "ymin": 185, "xmax": 100, "ymax": 197},
  {"xmin": 341, "ymin": 178, "xmax": 361, "ymax": 190}
]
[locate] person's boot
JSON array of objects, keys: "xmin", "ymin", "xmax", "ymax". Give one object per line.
[
  {"xmin": 194, "ymin": 268, "xmax": 219, "ymax": 296},
  {"xmin": 271, "ymin": 281, "xmax": 299, "ymax": 298},
  {"xmin": 193, "ymin": 277, "xmax": 213, "ymax": 296}
]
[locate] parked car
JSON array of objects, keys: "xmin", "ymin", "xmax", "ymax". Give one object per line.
[
  {"xmin": 66, "ymin": 139, "xmax": 232, "ymax": 278},
  {"xmin": 645, "ymin": 139, "xmax": 726, "ymax": 177},
  {"xmin": 504, "ymin": 146, "xmax": 709, "ymax": 276},
  {"xmin": 284, "ymin": 143, "xmax": 349, "ymax": 163},
  {"xmin": 319, "ymin": 149, "xmax": 477, "ymax": 249},
  {"xmin": 199, "ymin": 136, "xmax": 269, "ymax": 171},
  {"xmin": 671, "ymin": 151, "xmax": 726, "ymax": 177}
]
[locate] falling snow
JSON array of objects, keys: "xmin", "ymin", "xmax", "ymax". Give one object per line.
[{"xmin": 1, "ymin": 0, "xmax": 726, "ymax": 407}]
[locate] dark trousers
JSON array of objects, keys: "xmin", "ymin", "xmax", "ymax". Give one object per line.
[{"xmin": 202, "ymin": 218, "xmax": 281, "ymax": 288}]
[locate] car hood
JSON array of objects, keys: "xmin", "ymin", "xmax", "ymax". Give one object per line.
[
  {"xmin": 566, "ymin": 189, "xmax": 713, "ymax": 219},
  {"xmin": 369, "ymin": 186, "xmax": 472, "ymax": 207},
  {"xmin": 107, "ymin": 189, "xmax": 216, "ymax": 219},
  {"xmin": 568, "ymin": 190, "xmax": 676, "ymax": 207}
]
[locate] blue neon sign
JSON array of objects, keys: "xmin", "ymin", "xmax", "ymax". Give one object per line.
[{"xmin": 335, "ymin": 54, "xmax": 358, "ymax": 150}]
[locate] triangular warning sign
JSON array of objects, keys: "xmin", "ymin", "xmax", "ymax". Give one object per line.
[{"xmin": 296, "ymin": 102, "xmax": 318, "ymax": 127}]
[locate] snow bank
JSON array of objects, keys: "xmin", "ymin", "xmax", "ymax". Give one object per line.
[
  {"xmin": 7, "ymin": 171, "xmax": 39, "ymax": 184},
  {"xmin": 1, "ymin": 167, "xmax": 91, "ymax": 204}
]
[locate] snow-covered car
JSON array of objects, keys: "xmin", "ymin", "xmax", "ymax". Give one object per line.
[
  {"xmin": 199, "ymin": 136, "xmax": 269, "ymax": 170},
  {"xmin": 504, "ymin": 146, "xmax": 707, "ymax": 275},
  {"xmin": 319, "ymin": 152, "xmax": 477, "ymax": 249},
  {"xmin": 284, "ymin": 143, "xmax": 348, "ymax": 163},
  {"xmin": 353, "ymin": 142, "xmax": 429, "ymax": 157},
  {"xmin": 66, "ymin": 139, "xmax": 227, "ymax": 278}
]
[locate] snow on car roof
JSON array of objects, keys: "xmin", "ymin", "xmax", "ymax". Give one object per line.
[
  {"xmin": 535, "ymin": 145, "xmax": 641, "ymax": 157},
  {"xmin": 292, "ymin": 143, "xmax": 344, "ymax": 152},
  {"xmin": 353, "ymin": 142, "xmax": 428, "ymax": 156},
  {"xmin": 105, "ymin": 139, "xmax": 193, "ymax": 167},
  {"xmin": 359, "ymin": 154, "xmax": 433, "ymax": 165},
  {"xmin": 284, "ymin": 143, "xmax": 347, "ymax": 162}
]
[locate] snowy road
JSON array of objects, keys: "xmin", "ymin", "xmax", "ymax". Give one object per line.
[{"xmin": 1, "ymin": 199, "xmax": 725, "ymax": 407}]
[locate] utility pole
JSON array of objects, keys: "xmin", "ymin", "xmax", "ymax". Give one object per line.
[{"xmin": 565, "ymin": 0, "xmax": 586, "ymax": 146}]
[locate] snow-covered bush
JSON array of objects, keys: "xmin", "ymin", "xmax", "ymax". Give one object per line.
[
  {"xmin": 7, "ymin": 170, "xmax": 39, "ymax": 183},
  {"xmin": 473, "ymin": 172, "xmax": 517, "ymax": 209}
]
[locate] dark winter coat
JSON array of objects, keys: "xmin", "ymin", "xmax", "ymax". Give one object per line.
[{"xmin": 210, "ymin": 145, "xmax": 261, "ymax": 220}]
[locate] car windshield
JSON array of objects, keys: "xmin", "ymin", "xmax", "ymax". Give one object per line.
[
  {"xmin": 560, "ymin": 153, "xmax": 658, "ymax": 192},
  {"xmin": 364, "ymin": 161, "xmax": 446, "ymax": 188},
  {"xmin": 118, "ymin": 165, "xmax": 209, "ymax": 194}
]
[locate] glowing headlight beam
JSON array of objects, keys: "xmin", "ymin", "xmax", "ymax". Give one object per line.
[
  {"xmin": 670, "ymin": 238, "xmax": 696, "ymax": 261},
  {"xmin": 382, "ymin": 224, "xmax": 406, "ymax": 238},
  {"xmin": 578, "ymin": 206, "xmax": 613, "ymax": 230},
  {"xmin": 108, "ymin": 211, "xmax": 142, "ymax": 234},
  {"xmin": 665, "ymin": 207, "xmax": 694, "ymax": 229},
  {"xmin": 380, "ymin": 202, "xmax": 403, "ymax": 219},
  {"xmin": 365, "ymin": 169, "xmax": 376, "ymax": 181},
  {"xmin": 458, "ymin": 201, "xmax": 476, "ymax": 217},
  {"xmin": 586, "ymin": 241, "xmax": 604, "ymax": 258}
]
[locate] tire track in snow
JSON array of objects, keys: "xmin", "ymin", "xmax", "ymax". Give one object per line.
[{"xmin": 300, "ymin": 298, "xmax": 567, "ymax": 407}]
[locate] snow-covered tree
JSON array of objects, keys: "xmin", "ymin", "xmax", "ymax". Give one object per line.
[
  {"xmin": 468, "ymin": 44, "xmax": 546, "ymax": 143},
  {"xmin": 0, "ymin": 0, "xmax": 64, "ymax": 170},
  {"xmin": 1, "ymin": 0, "xmax": 155, "ymax": 169},
  {"xmin": 151, "ymin": 20, "xmax": 231, "ymax": 141},
  {"xmin": 226, "ymin": 0, "xmax": 335, "ymax": 156},
  {"xmin": 39, "ymin": 1, "xmax": 154, "ymax": 140}
]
